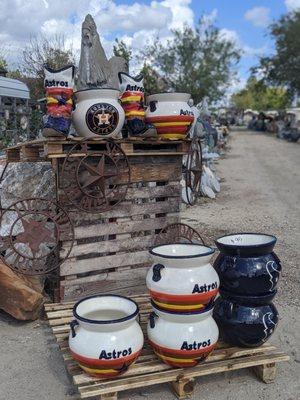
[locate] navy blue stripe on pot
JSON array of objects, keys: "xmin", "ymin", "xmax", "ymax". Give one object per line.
[{"xmin": 213, "ymin": 292, "xmax": 279, "ymax": 348}]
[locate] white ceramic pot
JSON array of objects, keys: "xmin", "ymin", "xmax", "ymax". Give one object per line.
[
  {"xmin": 146, "ymin": 243, "xmax": 219, "ymax": 312},
  {"xmin": 145, "ymin": 93, "xmax": 194, "ymax": 140},
  {"xmin": 69, "ymin": 295, "xmax": 144, "ymax": 378},
  {"xmin": 72, "ymin": 88, "xmax": 125, "ymax": 138},
  {"xmin": 148, "ymin": 302, "xmax": 219, "ymax": 367}
]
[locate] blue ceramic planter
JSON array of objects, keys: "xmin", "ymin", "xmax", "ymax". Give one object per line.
[
  {"xmin": 214, "ymin": 233, "xmax": 281, "ymax": 295},
  {"xmin": 213, "ymin": 290, "xmax": 279, "ymax": 347}
]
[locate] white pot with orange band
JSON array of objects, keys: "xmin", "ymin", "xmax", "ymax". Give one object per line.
[
  {"xmin": 69, "ymin": 295, "xmax": 144, "ymax": 378},
  {"xmin": 72, "ymin": 88, "xmax": 125, "ymax": 138},
  {"xmin": 147, "ymin": 301, "xmax": 219, "ymax": 368},
  {"xmin": 145, "ymin": 93, "xmax": 194, "ymax": 140},
  {"xmin": 146, "ymin": 243, "xmax": 219, "ymax": 313}
]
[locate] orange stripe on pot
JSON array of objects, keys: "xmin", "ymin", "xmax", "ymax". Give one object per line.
[
  {"xmin": 149, "ymin": 289, "xmax": 219, "ymax": 304},
  {"xmin": 146, "ymin": 115, "xmax": 194, "ymax": 123},
  {"xmin": 70, "ymin": 349, "xmax": 141, "ymax": 368},
  {"xmin": 148, "ymin": 339, "xmax": 216, "ymax": 357}
]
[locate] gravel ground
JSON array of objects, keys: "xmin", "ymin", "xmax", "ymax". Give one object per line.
[{"xmin": 0, "ymin": 129, "xmax": 299, "ymax": 400}]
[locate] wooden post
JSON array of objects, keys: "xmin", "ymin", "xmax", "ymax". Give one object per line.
[
  {"xmin": 171, "ymin": 376, "xmax": 195, "ymax": 399},
  {"xmin": 100, "ymin": 393, "xmax": 118, "ymax": 400},
  {"xmin": 253, "ymin": 362, "xmax": 277, "ymax": 383}
]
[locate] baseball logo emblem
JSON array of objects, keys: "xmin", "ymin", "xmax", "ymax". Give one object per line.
[{"xmin": 86, "ymin": 103, "xmax": 119, "ymax": 135}]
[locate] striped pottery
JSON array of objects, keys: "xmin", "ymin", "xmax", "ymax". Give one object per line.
[
  {"xmin": 146, "ymin": 244, "xmax": 220, "ymax": 313},
  {"xmin": 69, "ymin": 295, "xmax": 144, "ymax": 378},
  {"xmin": 147, "ymin": 301, "xmax": 219, "ymax": 368},
  {"xmin": 145, "ymin": 93, "xmax": 194, "ymax": 140}
]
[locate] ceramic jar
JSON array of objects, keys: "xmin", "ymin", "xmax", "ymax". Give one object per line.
[
  {"xmin": 146, "ymin": 243, "xmax": 219, "ymax": 313},
  {"xmin": 69, "ymin": 295, "xmax": 144, "ymax": 378},
  {"xmin": 214, "ymin": 233, "xmax": 281, "ymax": 295},
  {"xmin": 148, "ymin": 301, "xmax": 219, "ymax": 367},
  {"xmin": 213, "ymin": 290, "xmax": 278, "ymax": 347},
  {"xmin": 72, "ymin": 88, "xmax": 125, "ymax": 138},
  {"xmin": 145, "ymin": 93, "xmax": 194, "ymax": 140}
]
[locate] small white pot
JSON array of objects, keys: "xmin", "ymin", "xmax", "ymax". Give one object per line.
[
  {"xmin": 72, "ymin": 88, "xmax": 125, "ymax": 138},
  {"xmin": 145, "ymin": 93, "xmax": 194, "ymax": 140},
  {"xmin": 69, "ymin": 295, "xmax": 144, "ymax": 378},
  {"xmin": 148, "ymin": 302, "xmax": 219, "ymax": 367},
  {"xmin": 146, "ymin": 243, "xmax": 219, "ymax": 312}
]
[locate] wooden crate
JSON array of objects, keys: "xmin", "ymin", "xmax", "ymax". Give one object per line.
[
  {"xmin": 50, "ymin": 140, "xmax": 187, "ymax": 301},
  {"xmin": 45, "ymin": 295, "xmax": 290, "ymax": 400}
]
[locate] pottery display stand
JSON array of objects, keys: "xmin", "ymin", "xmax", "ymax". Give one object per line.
[
  {"xmin": 4, "ymin": 137, "xmax": 189, "ymax": 301},
  {"xmin": 45, "ymin": 294, "xmax": 290, "ymax": 400}
]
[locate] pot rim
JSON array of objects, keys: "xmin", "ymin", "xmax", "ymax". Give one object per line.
[
  {"xmin": 220, "ymin": 288, "xmax": 277, "ymax": 304},
  {"xmin": 73, "ymin": 294, "xmax": 139, "ymax": 325},
  {"xmin": 215, "ymin": 232, "xmax": 277, "ymax": 249},
  {"xmin": 151, "ymin": 299, "xmax": 214, "ymax": 316},
  {"xmin": 149, "ymin": 242, "xmax": 215, "ymax": 259},
  {"xmin": 74, "ymin": 88, "xmax": 121, "ymax": 95}
]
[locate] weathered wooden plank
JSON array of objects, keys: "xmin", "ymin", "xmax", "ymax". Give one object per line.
[
  {"xmin": 61, "ymin": 234, "xmax": 155, "ymax": 258},
  {"xmin": 60, "ymin": 250, "xmax": 151, "ymax": 276},
  {"xmin": 68, "ymin": 214, "xmax": 179, "ymax": 240},
  {"xmin": 60, "ymin": 200, "xmax": 180, "ymax": 229}
]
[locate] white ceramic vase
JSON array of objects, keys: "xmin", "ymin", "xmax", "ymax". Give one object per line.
[
  {"xmin": 145, "ymin": 93, "xmax": 194, "ymax": 140},
  {"xmin": 146, "ymin": 243, "xmax": 219, "ymax": 312},
  {"xmin": 147, "ymin": 302, "xmax": 219, "ymax": 367},
  {"xmin": 69, "ymin": 295, "xmax": 144, "ymax": 378},
  {"xmin": 72, "ymin": 88, "xmax": 125, "ymax": 138}
]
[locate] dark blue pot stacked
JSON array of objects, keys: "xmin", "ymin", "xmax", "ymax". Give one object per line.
[{"xmin": 213, "ymin": 233, "xmax": 281, "ymax": 347}]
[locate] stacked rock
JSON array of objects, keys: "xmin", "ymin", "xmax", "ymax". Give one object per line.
[
  {"xmin": 146, "ymin": 243, "xmax": 220, "ymax": 367},
  {"xmin": 213, "ymin": 233, "xmax": 281, "ymax": 347}
]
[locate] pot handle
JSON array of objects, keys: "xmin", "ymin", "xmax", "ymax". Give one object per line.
[
  {"xmin": 70, "ymin": 320, "xmax": 79, "ymax": 338},
  {"xmin": 149, "ymin": 312, "xmax": 158, "ymax": 329},
  {"xmin": 271, "ymin": 252, "xmax": 282, "ymax": 271},
  {"xmin": 152, "ymin": 264, "xmax": 165, "ymax": 282},
  {"xmin": 149, "ymin": 100, "xmax": 157, "ymax": 112}
]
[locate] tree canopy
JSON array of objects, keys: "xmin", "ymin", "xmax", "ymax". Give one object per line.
[
  {"xmin": 253, "ymin": 11, "xmax": 300, "ymax": 97},
  {"xmin": 231, "ymin": 77, "xmax": 290, "ymax": 111},
  {"xmin": 140, "ymin": 18, "xmax": 241, "ymax": 104}
]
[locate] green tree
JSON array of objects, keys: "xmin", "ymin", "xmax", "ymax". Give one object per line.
[
  {"xmin": 231, "ymin": 77, "xmax": 290, "ymax": 111},
  {"xmin": 253, "ymin": 11, "xmax": 300, "ymax": 97},
  {"xmin": 22, "ymin": 34, "xmax": 75, "ymax": 99},
  {"xmin": 140, "ymin": 18, "xmax": 241, "ymax": 104},
  {"xmin": 113, "ymin": 39, "xmax": 132, "ymax": 66}
]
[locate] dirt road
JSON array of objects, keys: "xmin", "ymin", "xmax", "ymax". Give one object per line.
[{"xmin": 0, "ymin": 130, "xmax": 299, "ymax": 400}]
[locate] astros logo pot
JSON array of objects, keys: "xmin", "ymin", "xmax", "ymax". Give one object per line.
[
  {"xmin": 148, "ymin": 301, "xmax": 219, "ymax": 368},
  {"xmin": 146, "ymin": 243, "xmax": 220, "ymax": 313},
  {"xmin": 145, "ymin": 93, "xmax": 194, "ymax": 140},
  {"xmin": 72, "ymin": 88, "xmax": 125, "ymax": 138},
  {"xmin": 69, "ymin": 295, "xmax": 144, "ymax": 378}
]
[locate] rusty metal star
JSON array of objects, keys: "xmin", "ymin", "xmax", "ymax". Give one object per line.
[{"xmin": 16, "ymin": 217, "xmax": 54, "ymax": 254}]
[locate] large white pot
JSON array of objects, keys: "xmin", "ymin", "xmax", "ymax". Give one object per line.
[
  {"xmin": 145, "ymin": 93, "xmax": 194, "ymax": 140},
  {"xmin": 72, "ymin": 88, "xmax": 125, "ymax": 138},
  {"xmin": 69, "ymin": 295, "xmax": 144, "ymax": 378},
  {"xmin": 146, "ymin": 243, "xmax": 219, "ymax": 312},
  {"xmin": 148, "ymin": 302, "xmax": 219, "ymax": 367}
]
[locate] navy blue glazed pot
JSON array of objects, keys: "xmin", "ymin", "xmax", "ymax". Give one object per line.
[
  {"xmin": 213, "ymin": 290, "xmax": 279, "ymax": 347},
  {"xmin": 214, "ymin": 233, "xmax": 281, "ymax": 295}
]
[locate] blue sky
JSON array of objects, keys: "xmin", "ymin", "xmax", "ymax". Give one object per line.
[{"xmin": 0, "ymin": 0, "xmax": 299, "ymax": 94}]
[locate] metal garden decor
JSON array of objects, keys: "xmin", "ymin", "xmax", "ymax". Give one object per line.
[
  {"xmin": 60, "ymin": 139, "xmax": 131, "ymax": 213},
  {"xmin": 0, "ymin": 198, "xmax": 74, "ymax": 275},
  {"xmin": 155, "ymin": 223, "xmax": 205, "ymax": 246},
  {"xmin": 184, "ymin": 137, "xmax": 202, "ymax": 205}
]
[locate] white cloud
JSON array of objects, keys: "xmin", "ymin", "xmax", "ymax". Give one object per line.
[
  {"xmin": 244, "ymin": 7, "xmax": 271, "ymax": 28},
  {"xmin": 219, "ymin": 28, "xmax": 268, "ymax": 58},
  {"xmin": 285, "ymin": 0, "xmax": 300, "ymax": 11}
]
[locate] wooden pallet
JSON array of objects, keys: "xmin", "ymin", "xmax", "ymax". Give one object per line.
[
  {"xmin": 45, "ymin": 295, "xmax": 290, "ymax": 400},
  {"xmin": 4, "ymin": 137, "xmax": 190, "ymax": 162},
  {"xmin": 56, "ymin": 151, "xmax": 184, "ymax": 301}
]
